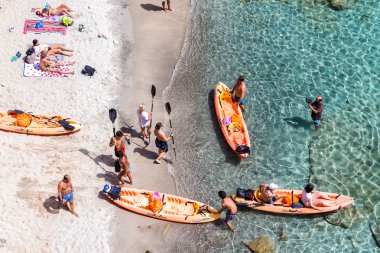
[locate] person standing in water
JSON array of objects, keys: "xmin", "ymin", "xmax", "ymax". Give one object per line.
[
  {"xmin": 154, "ymin": 122, "xmax": 173, "ymax": 164},
  {"xmin": 308, "ymin": 96, "xmax": 324, "ymax": 128},
  {"xmin": 214, "ymin": 191, "xmax": 237, "ymax": 232},
  {"xmin": 231, "ymin": 75, "xmax": 247, "ymax": 112},
  {"xmin": 57, "ymin": 174, "xmax": 78, "ymax": 217},
  {"xmin": 109, "ymin": 130, "xmax": 132, "ymax": 185}
]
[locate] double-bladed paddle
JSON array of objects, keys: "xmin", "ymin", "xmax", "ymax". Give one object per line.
[
  {"xmin": 149, "ymin": 85, "xmax": 156, "ymax": 143},
  {"xmin": 165, "ymin": 102, "xmax": 176, "ymax": 159},
  {"xmin": 109, "ymin": 108, "xmax": 117, "ymax": 137}
]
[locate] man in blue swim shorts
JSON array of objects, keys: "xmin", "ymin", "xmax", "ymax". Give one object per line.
[
  {"xmin": 215, "ymin": 191, "xmax": 237, "ymax": 232},
  {"xmin": 231, "ymin": 75, "xmax": 247, "ymax": 112},
  {"xmin": 308, "ymin": 96, "xmax": 324, "ymax": 128},
  {"xmin": 57, "ymin": 174, "xmax": 78, "ymax": 217}
]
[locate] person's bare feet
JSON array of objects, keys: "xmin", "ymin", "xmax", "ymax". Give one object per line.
[
  {"xmin": 154, "ymin": 159, "xmax": 161, "ymax": 164},
  {"xmin": 72, "ymin": 210, "xmax": 79, "ymax": 217},
  {"xmin": 168, "ymin": 8, "xmax": 174, "ymax": 11}
]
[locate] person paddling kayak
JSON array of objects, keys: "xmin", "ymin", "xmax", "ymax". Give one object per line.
[{"xmin": 231, "ymin": 75, "xmax": 247, "ymax": 112}]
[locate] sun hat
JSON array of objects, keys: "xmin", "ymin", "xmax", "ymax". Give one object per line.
[{"xmin": 268, "ymin": 183, "xmax": 278, "ymax": 190}]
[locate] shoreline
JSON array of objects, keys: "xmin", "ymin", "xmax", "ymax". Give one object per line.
[{"xmin": 111, "ymin": 0, "xmax": 190, "ymax": 252}]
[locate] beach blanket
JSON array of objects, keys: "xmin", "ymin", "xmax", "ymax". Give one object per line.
[
  {"xmin": 23, "ymin": 20, "xmax": 67, "ymax": 35},
  {"xmin": 23, "ymin": 43, "xmax": 70, "ymax": 77},
  {"xmin": 23, "ymin": 62, "xmax": 71, "ymax": 77},
  {"xmin": 31, "ymin": 8, "xmax": 63, "ymax": 21}
]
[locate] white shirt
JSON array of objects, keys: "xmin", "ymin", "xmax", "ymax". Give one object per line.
[
  {"xmin": 137, "ymin": 110, "xmax": 150, "ymax": 128},
  {"xmin": 301, "ymin": 190, "xmax": 312, "ymax": 207},
  {"xmin": 33, "ymin": 44, "xmax": 49, "ymax": 56}
]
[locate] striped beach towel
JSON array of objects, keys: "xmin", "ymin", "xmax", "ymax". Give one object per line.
[{"xmin": 23, "ymin": 20, "xmax": 67, "ymax": 35}]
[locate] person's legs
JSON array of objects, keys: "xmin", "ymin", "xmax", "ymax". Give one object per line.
[
  {"xmin": 140, "ymin": 127, "xmax": 148, "ymax": 140},
  {"xmin": 167, "ymin": 0, "xmax": 173, "ymax": 11},
  {"xmin": 57, "ymin": 61, "xmax": 75, "ymax": 66},
  {"xmin": 155, "ymin": 149, "xmax": 166, "ymax": 163},
  {"xmin": 68, "ymin": 200, "xmax": 79, "ymax": 217},
  {"xmin": 162, "ymin": 1, "xmax": 167, "ymax": 12},
  {"xmin": 58, "ymin": 69, "xmax": 74, "ymax": 75},
  {"xmin": 57, "ymin": 4, "xmax": 73, "ymax": 12},
  {"xmin": 62, "ymin": 9, "xmax": 73, "ymax": 18},
  {"xmin": 48, "ymin": 49, "xmax": 73, "ymax": 57},
  {"xmin": 50, "ymin": 45, "xmax": 74, "ymax": 52},
  {"xmin": 224, "ymin": 212, "xmax": 236, "ymax": 232},
  {"xmin": 117, "ymin": 157, "xmax": 132, "ymax": 185},
  {"xmin": 314, "ymin": 192, "xmax": 336, "ymax": 201}
]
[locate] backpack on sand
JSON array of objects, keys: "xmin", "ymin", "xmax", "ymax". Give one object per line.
[{"xmin": 81, "ymin": 65, "xmax": 96, "ymax": 76}]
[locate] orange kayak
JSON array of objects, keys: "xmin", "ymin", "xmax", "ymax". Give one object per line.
[
  {"xmin": 232, "ymin": 189, "xmax": 354, "ymax": 214},
  {"xmin": 214, "ymin": 82, "xmax": 250, "ymax": 158},
  {"xmin": 0, "ymin": 110, "xmax": 81, "ymax": 136},
  {"xmin": 103, "ymin": 185, "xmax": 220, "ymax": 224}
]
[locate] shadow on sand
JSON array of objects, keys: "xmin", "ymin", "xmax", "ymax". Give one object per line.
[
  {"xmin": 208, "ymin": 89, "xmax": 241, "ymax": 166},
  {"xmin": 43, "ymin": 196, "xmax": 62, "ymax": 214},
  {"xmin": 140, "ymin": 3, "xmax": 163, "ymax": 11}
]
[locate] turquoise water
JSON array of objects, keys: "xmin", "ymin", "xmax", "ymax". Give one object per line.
[{"xmin": 165, "ymin": 0, "xmax": 380, "ymax": 252}]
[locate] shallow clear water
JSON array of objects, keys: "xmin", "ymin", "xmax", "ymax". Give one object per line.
[{"xmin": 164, "ymin": 0, "xmax": 380, "ymax": 252}]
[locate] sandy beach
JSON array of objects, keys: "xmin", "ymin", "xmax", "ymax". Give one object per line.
[{"xmin": 0, "ymin": 0, "xmax": 189, "ymax": 252}]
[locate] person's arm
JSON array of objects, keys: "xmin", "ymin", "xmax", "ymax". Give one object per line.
[
  {"xmin": 109, "ymin": 137, "xmax": 115, "ymax": 147},
  {"xmin": 70, "ymin": 182, "xmax": 75, "ymax": 192},
  {"xmin": 218, "ymin": 203, "xmax": 226, "ymax": 214},
  {"xmin": 57, "ymin": 183, "xmax": 63, "ymax": 202},
  {"xmin": 308, "ymin": 103, "xmax": 318, "ymax": 114}
]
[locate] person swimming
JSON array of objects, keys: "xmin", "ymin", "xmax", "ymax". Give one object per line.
[{"xmin": 35, "ymin": 3, "xmax": 73, "ymax": 18}]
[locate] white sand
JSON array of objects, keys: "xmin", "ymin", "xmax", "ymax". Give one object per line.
[{"xmin": 0, "ymin": 0, "xmax": 189, "ymax": 252}]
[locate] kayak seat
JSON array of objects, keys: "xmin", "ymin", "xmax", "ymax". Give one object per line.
[
  {"xmin": 228, "ymin": 122, "xmax": 241, "ymax": 132},
  {"xmin": 220, "ymin": 91, "xmax": 232, "ymax": 100}
]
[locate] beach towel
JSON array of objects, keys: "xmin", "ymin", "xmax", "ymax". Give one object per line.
[
  {"xmin": 31, "ymin": 8, "xmax": 63, "ymax": 22},
  {"xmin": 23, "ymin": 62, "xmax": 71, "ymax": 77},
  {"xmin": 23, "ymin": 20, "xmax": 67, "ymax": 35},
  {"xmin": 23, "ymin": 43, "xmax": 70, "ymax": 77}
]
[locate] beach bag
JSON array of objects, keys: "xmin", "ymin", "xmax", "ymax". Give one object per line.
[
  {"xmin": 24, "ymin": 48, "xmax": 37, "ymax": 64},
  {"xmin": 81, "ymin": 65, "xmax": 96, "ymax": 76},
  {"xmin": 236, "ymin": 144, "xmax": 250, "ymax": 154},
  {"xmin": 149, "ymin": 198, "xmax": 163, "ymax": 213},
  {"xmin": 114, "ymin": 159, "xmax": 121, "ymax": 173},
  {"xmin": 108, "ymin": 186, "xmax": 121, "ymax": 200},
  {"xmin": 61, "ymin": 16, "xmax": 73, "ymax": 26},
  {"xmin": 236, "ymin": 188, "xmax": 254, "ymax": 200}
]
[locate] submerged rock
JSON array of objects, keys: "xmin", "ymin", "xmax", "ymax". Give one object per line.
[
  {"xmin": 369, "ymin": 223, "xmax": 380, "ymax": 248},
  {"xmin": 279, "ymin": 227, "xmax": 288, "ymax": 241},
  {"xmin": 330, "ymin": 0, "xmax": 348, "ymax": 10},
  {"xmin": 242, "ymin": 236, "xmax": 275, "ymax": 253}
]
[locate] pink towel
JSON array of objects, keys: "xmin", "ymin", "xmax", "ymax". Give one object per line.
[{"xmin": 23, "ymin": 20, "xmax": 67, "ymax": 35}]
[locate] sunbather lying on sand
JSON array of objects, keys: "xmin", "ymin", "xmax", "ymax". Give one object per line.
[
  {"xmin": 35, "ymin": 3, "xmax": 73, "ymax": 18},
  {"xmin": 40, "ymin": 51, "xmax": 75, "ymax": 75},
  {"xmin": 33, "ymin": 39, "xmax": 73, "ymax": 57}
]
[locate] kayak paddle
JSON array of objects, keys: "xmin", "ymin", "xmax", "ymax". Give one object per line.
[
  {"xmin": 165, "ymin": 102, "xmax": 176, "ymax": 159},
  {"xmin": 149, "ymin": 85, "xmax": 156, "ymax": 143},
  {"xmin": 109, "ymin": 108, "xmax": 117, "ymax": 137}
]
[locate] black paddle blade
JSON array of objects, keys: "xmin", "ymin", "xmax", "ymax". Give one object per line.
[
  {"xmin": 109, "ymin": 108, "xmax": 117, "ymax": 123},
  {"xmin": 165, "ymin": 102, "xmax": 171, "ymax": 115},
  {"xmin": 58, "ymin": 120, "xmax": 76, "ymax": 131},
  {"xmin": 8, "ymin": 109, "xmax": 24, "ymax": 114},
  {"xmin": 151, "ymin": 85, "xmax": 156, "ymax": 98}
]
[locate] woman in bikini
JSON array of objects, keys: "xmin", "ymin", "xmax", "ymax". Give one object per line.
[
  {"xmin": 35, "ymin": 3, "xmax": 73, "ymax": 18},
  {"xmin": 154, "ymin": 122, "xmax": 173, "ymax": 164},
  {"xmin": 39, "ymin": 51, "xmax": 75, "ymax": 75},
  {"xmin": 33, "ymin": 39, "xmax": 73, "ymax": 58},
  {"xmin": 109, "ymin": 131, "xmax": 133, "ymax": 186}
]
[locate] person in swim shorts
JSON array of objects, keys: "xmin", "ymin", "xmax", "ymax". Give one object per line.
[
  {"xmin": 231, "ymin": 75, "xmax": 247, "ymax": 112},
  {"xmin": 308, "ymin": 96, "xmax": 324, "ymax": 128},
  {"xmin": 153, "ymin": 122, "xmax": 173, "ymax": 164},
  {"xmin": 57, "ymin": 174, "xmax": 78, "ymax": 217},
  {"xmin": 109, "ymin": 130, "xmax": 132, "ymax": 185},
  {"xmin": 215, "ymin": 191, "xmax": 237, "ymax": 232}
]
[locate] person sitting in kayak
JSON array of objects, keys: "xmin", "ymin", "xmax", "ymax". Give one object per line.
[
  {"xmin": 109, "ymin": 130, "xmax": 132, "ymax": 185},
  {"xmin": 35, "ymin": 3, "xmax": 74, "ymax": 18},
  {"xmin": 154, "ymin": 122, "xmax": 173, "ymax": 164},
  {"xmin": 258, "ymin": 183, "xmax": 283, "ymax": 205},
  {"xmin": 231, "ymin": 75, "xmax": 247, "ymax": 112},
  {"xmin": 300, "ymin": 183, "xmax": 338, "ymax": 211}
]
